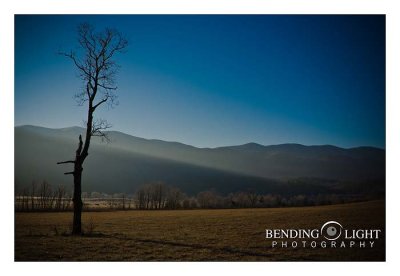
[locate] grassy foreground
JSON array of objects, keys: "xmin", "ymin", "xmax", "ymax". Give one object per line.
[{"xmin": 15, "ymin": 200, "xmax": 385, "ymax": 261}]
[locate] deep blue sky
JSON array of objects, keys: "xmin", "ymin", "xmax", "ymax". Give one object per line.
[{"xmin": 15, "ymin": 15, "xmax": 385, "ymax": 148}]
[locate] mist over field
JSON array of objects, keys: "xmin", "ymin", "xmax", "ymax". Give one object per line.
[{"xmin": 15, "ymin": 125, "xmax": 385, "ymax": 196}]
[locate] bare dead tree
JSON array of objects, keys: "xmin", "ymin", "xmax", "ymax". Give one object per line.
[
  {"xmin": 135, "ymin": 187, "xmax": 145, "ymax": 209},
  {"xmin": 19, "ymin": 187, "xmax": 29, "ymax": 211},
  {"xmin": 151, "ymin": 182, "xmax": 166, "ymax": 209},
  {"xmin": 55, "ymin": 185, "xmax": 67, "ymax": 211},
  {"xmin": 57, "ymin": 23, "xmax": 128, "ymax": 234},
  {"xmin": 246, "ymin": 192, "xmax": 259, "ymax": 208},
  {"xmin": 39, "ymin": 181, "xmax": 53, "ymax": 210},
  {"xmin": 144, "ymin": 184, "xmax": 152, "ymax": 209},
  {"xmin": 30, "ymin": 181, "xmax": 36, "ymax": 211},
  {"xmin": 197, "ymin": 190, "xmax": 218, "ymax": 209},
  {"xmin": 63, "ymin": 192, "xmax": 73, "ymax": 211},
  {"xmin": 127, "ymin": 196, "xmax": 131, "ymax": 210},
  {"xmin": 121, "ymin": 193, "xmax": 126, "ymax": 210},
  {"xmin": 165, "ymin": 186, "xmax": 183, "ymax": 209}
]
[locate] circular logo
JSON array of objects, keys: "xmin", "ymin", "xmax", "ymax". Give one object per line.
[{"xmin": 321, "ymin": 221, "xmax": 343, "ymax": 241}]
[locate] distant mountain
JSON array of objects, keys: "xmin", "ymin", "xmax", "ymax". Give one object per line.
[{"xmin": 14, "ymin": 125, "xmax": 385, "ymax": 195}]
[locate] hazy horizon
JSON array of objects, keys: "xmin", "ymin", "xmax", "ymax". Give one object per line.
[{"xmin": 14, "ymin": 124, "xmax": 385, "ymax": 150}]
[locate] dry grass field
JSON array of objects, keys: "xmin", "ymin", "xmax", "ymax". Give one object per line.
[{"xmin": 15, "ymin": 200, "xmax": 385, "ymax": 261}]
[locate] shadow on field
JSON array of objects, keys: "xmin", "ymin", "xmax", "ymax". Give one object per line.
[
  {"xmin": 64, "ymin": 232, "xmax": 275, "ymax": 258},
  {"xmin": 24, "ymin": 227, "xmax": 274, "ymax": 259}
]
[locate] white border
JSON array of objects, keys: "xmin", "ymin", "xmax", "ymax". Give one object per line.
[{"xmin": 1, "ymin": 0, "xmax": 399, "ymax": 275}]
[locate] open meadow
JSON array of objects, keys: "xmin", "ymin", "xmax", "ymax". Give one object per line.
[{"xmin": 15, "ymin": 200, "xmax": 385, "ymax": 261}]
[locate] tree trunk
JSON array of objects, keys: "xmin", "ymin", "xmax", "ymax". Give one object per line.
[
  {"xmin": 72, "ymin": 161, "xmax": 83, "ymax": 235},
  {"xmin": 71, "ymin": 134, "xmax": 85, "ymax": 235}
]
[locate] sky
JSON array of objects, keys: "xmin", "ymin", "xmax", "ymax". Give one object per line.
[{"xmin": 15, "ymin": 15, "xmax": 385, "ymax": 148}]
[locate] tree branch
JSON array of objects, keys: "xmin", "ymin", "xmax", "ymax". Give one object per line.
[
  {"xmin": 58, "ymin": 51, "xmax": 91, "ymax": 80},
  {"xmin": 57, "ymin": 160, "xmax": 75, "ymax": 165},
  {"xmin": 92, "ymin": 98, "xmax": 108, "ymax": 110},
  {"xmin": 91, "ymin": 118, "xmax": 112, "ymax": 142},
  {"xmin": 97, "ymin": 83, "xmax": 117, "ymax": 91}
]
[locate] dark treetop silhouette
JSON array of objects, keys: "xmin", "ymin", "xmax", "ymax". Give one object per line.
[{"xmin": 57, "ymin": 23, "xmax": 128, "ymax": 235}]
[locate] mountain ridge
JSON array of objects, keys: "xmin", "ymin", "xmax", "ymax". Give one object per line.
[
  {"xmin": 14, "ymin": 125, "xmax": 385, "ymax": 151},
  {"xmin": 15, "ymin": 125, "xmax": 385, "ymax": 195}
]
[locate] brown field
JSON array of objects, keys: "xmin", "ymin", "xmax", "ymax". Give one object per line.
[{"xmin": 15, "ymin": 200, "xmax": 385, "ymax": 261}]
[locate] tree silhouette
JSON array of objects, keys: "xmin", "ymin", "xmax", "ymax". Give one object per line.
[{"xmin": 57, "ymin": 23, "xmax": 127, "ymax": 235}]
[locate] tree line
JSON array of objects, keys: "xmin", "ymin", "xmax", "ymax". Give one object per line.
[
  {"xmin": 15, "ymin": 181, "xmax": 371, "ymax": 212},
  {"xmin": 15, "ymin": 181, "xmax": 72, "ymax": 211}
]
